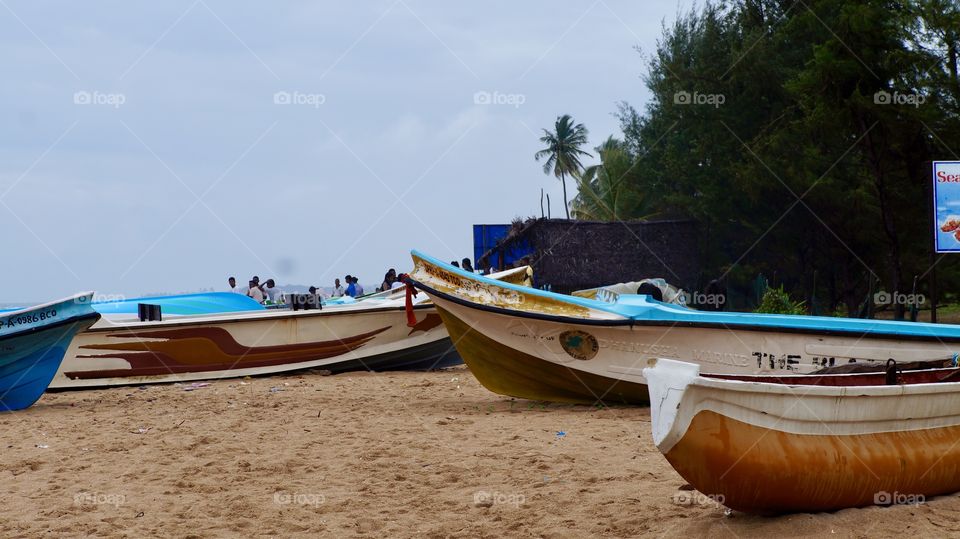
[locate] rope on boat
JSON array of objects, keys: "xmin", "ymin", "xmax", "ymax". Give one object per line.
[
  {"xmin": 885, "ymin": 358, "xmax": 898, "ymax": 385},
  {"xmin": 399, "ymin": 273, "xmax": 418, "ymax": 327}
]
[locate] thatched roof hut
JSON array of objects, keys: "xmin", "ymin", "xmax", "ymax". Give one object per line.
[{"xmin": 475, "ymin": 218, "xmax": 700, "ymax": 294}]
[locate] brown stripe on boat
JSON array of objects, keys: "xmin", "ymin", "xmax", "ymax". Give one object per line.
[
  {"xmin": 407, "ymin": 313, "xmax": 443, "ymax": 335},
  {"xmin": 65, "ymin": 326, "xmax": 389, "ymax": 379}
]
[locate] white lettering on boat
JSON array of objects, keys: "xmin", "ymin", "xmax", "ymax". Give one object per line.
[
  {"xmin": 3, "ymin": 309, "xmax": 57, "ymax": 329},
  {"xmin": 420, "ymin": 263, "xmax": 466, "ymax": 289},
  {"xmin": 595, "ymin": 339, "xmax": 751, "ymax": 367},
  {"xmin": 692, "ymin": 349, "xmax": 750, "ymax": 367},
  {"xmin": 420, "ymin": 262, "xmax": 525, "ymax": 306},
  {"xmin": 509, "ymin": 330, "xmax": 556, "ymax": 343},
  {"xmin": 598, "ymin": 339, "xmax": 679, "ymax": 358}
]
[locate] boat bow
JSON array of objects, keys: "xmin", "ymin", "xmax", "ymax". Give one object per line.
[{"xmin": 643, "ymin": 359, "xmax": 701, "ymax": 452}]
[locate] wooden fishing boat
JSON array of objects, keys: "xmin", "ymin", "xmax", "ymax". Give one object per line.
[
  {"xmin": 51, "ymin": 294, "xmax": 455, "ymax": 388},
  {"xmin": 644, "ymin": 358, "xmax": 960, "ymax": 513},
  {"xmin": 0, "ymin": 293, "xmax": 100, "ymax": 410},
  {"xmin": 50, "ymin": 266, "xmax": 532, "ymax": 388},
  {"xmin": 405, "ymin": 250, "xmax": 960, "ymax": 405}
]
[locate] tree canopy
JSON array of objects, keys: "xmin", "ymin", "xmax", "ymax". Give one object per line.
[
  {"xmin": 535, "ymin": 114, "xmax": 592, "ymax": 219},
  {"xmin": 568, "ymin": 0, "xmax": 960, "ymax": 315}
]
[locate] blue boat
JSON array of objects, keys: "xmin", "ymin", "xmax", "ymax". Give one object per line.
[{"xmin": 0, "ymin": 292, "xmax": 100, "ymax": 411}]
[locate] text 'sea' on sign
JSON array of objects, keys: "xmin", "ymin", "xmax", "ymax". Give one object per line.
[{"xmin": 933, "ymin": 161, "xmax": 960, "ymax": 253}]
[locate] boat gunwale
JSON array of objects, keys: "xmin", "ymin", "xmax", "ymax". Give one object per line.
[
  {"xmin": 410, "ymin": 250, "xmax": 960, "ymax": 342},
  {"xmin": 407, "ymin": 272, "xmax": 960, "ymax": 343},
  {"xmin": 83, "ymin": 303, "xmax": 437, "ymax": 333},
  {"xmin": 1, "ymin": 292, "xmax": 99, "ymax": 342},
  {"xmin": 407, "ymin": 276, "xmax": 631, "ymax": 326},
  {"xmin": 0, "ymin": 292, "xmax": 94, "ymax": 318},
  {"xmin": 0, "ymin": 312, "xmax": 102, "ymax": 342},
  {"xmin": 689, "ymin": 366, "xmax": 960, "ymax": 396},
  {"xmin": 704, "ymin": 367, "xmax": 960, "ymax": 383}
]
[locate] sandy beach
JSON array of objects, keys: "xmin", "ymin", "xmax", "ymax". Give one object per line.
[{"xmin": 2, "ymin": 366, "xmax": 957, "ymax": 538}]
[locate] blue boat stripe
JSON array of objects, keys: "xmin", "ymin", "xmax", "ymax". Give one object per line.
[{"xmin": 411, "ymin": 250, "xmax": 960, "ymax": 341}]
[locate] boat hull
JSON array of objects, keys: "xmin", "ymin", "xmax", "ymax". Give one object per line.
[
  {"xmin": 51, "ymin": 304, "xmax": 461, "ymax": 388},
  {"xmin": 427, "ymin": 290, "xmax": 960, "ymax": 405},
  {"xmin": 322, "ymin": 335, "xmax": 462, "ymax": 373},
  {"xmin": 435, "ymin": 303, "xmax": 649, "ymax": 404},
  {"xmin": 663, "ymin": 409, "xmax": 960, "ymax": 513},
  {"xmin": 0, "ymin": 293, "xmax": 99, "ymax": 410},
  {"xmin": 645, "ymin": 359, "xmax": 960, "ymax": 513}
]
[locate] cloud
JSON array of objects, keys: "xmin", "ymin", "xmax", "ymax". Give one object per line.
[{"xmin": 1, "ymin": 0, "xmax": 677, "ymax": 301}]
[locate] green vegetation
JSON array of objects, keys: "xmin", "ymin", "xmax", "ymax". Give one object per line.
[
  {"xmin": 535, "ymin": 114, "xmax": 592, "ymax": 219},
  {"xmin": 545, "ymin": 0, "xmax": 960, "ymax": 316},
  {"xmin": 756, "ymin": 286, "xmax": 806, "ymax": 315},
  {"xmin": 570, "ymin": 137, "xmax": 659, "ymax": 221}
]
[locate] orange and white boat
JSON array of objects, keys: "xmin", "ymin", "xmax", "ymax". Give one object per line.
[{"xmin": 644, "ymin": 358, "xmax": 960, "ymax": 513}]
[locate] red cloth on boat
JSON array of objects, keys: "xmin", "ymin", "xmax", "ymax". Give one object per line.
[{"xmin": 399, "ymin": 274, "xmax": 418, "ymax": 327}]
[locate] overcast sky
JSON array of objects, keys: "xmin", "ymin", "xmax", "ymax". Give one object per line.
[{"xmin": 1, "ymin": 1, "xmax": 682, "ymax": 303}]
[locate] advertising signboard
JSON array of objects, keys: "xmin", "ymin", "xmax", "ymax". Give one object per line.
[{"xmin": 933, "ymin": 161, "xmax": 960, "ymax": 253}]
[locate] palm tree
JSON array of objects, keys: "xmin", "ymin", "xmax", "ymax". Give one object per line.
[
  {"xmin": 534, "ymin": 114, "xmax": 591, "ymax": 219},
  {"xmin": 570, "ymin": 137, "xmax": 658, "ymax": 221}
]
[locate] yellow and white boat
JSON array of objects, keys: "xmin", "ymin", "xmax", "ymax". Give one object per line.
[{"xmin": 406, "ymin": 250, "xmax": 960, "ymax": 405}]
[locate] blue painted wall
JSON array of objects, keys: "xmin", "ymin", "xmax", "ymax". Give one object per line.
[{"xmin": 473, "ymin": 224, "xmax": 533, "ymax": 271}]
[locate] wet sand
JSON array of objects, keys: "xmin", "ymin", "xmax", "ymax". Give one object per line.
[{"xmin": 2, "ymin": 366, "xmax": 957, "ymax": 537}]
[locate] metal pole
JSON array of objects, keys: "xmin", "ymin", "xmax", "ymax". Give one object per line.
[
  {"xmin": 931, "ymin": 256, "xmax": 939, "ymax": 323},
  {"xmin": 929, "ymin": 161, "xmax": 939, "ymax": 323},
  {"xmin": 910, "ymin": 274, "xmax": 919, "ymax": 322}
]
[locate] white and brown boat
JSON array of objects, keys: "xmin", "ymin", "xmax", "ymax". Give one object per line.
[
  {"xmin": 644, "ymin": 358, "xmax": 960, "ymax": 513},
  {"xmin": 50, "ymin": 297, "xmax": 449, "ymax": 388},
  {"xmin": 50, "ymin": 266, "xmax": 532, "ymax": 388}
]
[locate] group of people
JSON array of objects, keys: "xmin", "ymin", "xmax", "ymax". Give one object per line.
[
  {"xmin": 450, "ymin": 258, "xmax": 476, "ymax": 272},
  {"xmin": 227, "ymin": 275, "xmax": 282, "ymax": 304},
  {"xmin": 329, "ymin": 268, "xmax": 405, "ymax": 298},
  {"xmin": 226, "ymin": 266, "xmax": 409, "ymax": 305},
  {"xmin": 376, "ymin": 268, "xmax": 405, "ymax": 292},
  {"xmin": 333, "ymin": 275, "xmax": 365, "ymax": 298}
]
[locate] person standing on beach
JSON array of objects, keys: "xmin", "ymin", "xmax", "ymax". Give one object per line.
[
  {"xmin": 461, "ymin": 258, "xmax": 474, "ymax": 272},
  {"xmin": 332, "ymin": 278, "xmax": 345, "ymax": 297},
  {"xmin": 228, "ymin": 277, "xmax": 239, "ymax": 293}
]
